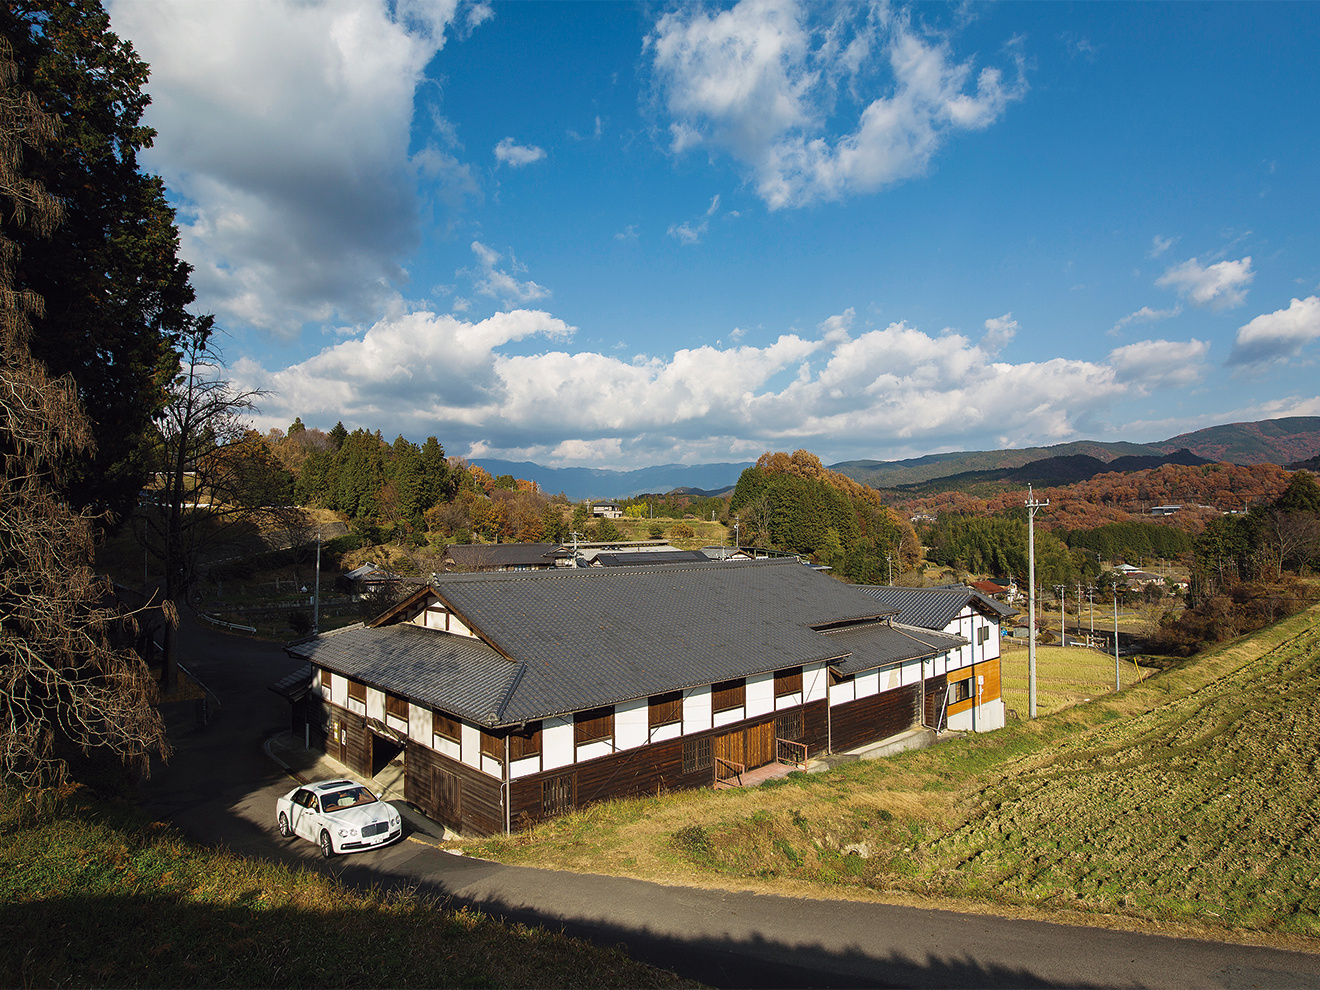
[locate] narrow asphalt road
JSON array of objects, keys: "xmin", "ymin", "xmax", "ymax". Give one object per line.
[{"xmin": 138, "ymin": 615, "xmax": 1320, "ymax": 989}]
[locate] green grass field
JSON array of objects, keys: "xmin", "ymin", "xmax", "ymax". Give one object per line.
[{"xmin": 468, "ymin": 606, "xmax": 1320, "ymax": 943}]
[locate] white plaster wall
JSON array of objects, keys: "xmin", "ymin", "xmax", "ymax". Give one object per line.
[
  {"xmin": 746, "ymin": 672, "xmax": 775, "ymax": 718},
  {"xmin": 407, "ymin": 704, "xmax": 428, "ymax": 744},
  {"xmin": 576, "ymin": 740, "xmax": 614, "ymax": 762},
  {"xmin": 976, "ymin": 698, "xmax": 1006, "ymax": 732},
  {"xmin": 830, "ymin": 679, "xmax": 855, "ymax": 706},
  {"xmin": 614, "ymin": 698, "xmax": 648, "ymax": 751},
  {"xmin": 900, "ymin": 659, "xmax": 921, "ymax": 686},
  {"xmin": 365, "ymin": 687, "xmax": 384, "ymax": 723},
  {"xmin": 803, "ymin": 663, "xmax": 828, "ymax": 703},
  {"xmin": 432, "ymin": 735, "xmax": 460, "ymax": 761},
  {"xmin": 855, "ymin": 669, "xmax": 879, "ymax": 699},
  {"xmin": 878, "ymin": 667, "xmax": 900, "ymax": 692},
  {"xmin": 649, "ymin": 721, "xmax": 682, "ymax": 744},
  {"xmin": 683, "ymin": 685, "xmax": 711, "ymax": 733},
  {"xmin": 774, "ymin": 691, "xmax": 803, "ymax": 711},
  {"xmin": 712, "ymin": 705, "xmax": 745, "ymax": 728},
  {"xmin": 510, "ymin": 756, "xmax": 540, "ymax": 779},
  {"xmin": 542, "ymin": 718, "xmax": 573, "ymax": 770},
  {"xmin": 480, "ymin": 755, "xmax": 502, "ymax": 778},
  {"xmin": 460, "ymin": 724, "xmax": 481, "ymax": 769},
  {"xmin": 947, "ymin": 707, "xmax": 973, "ymax": 732}
]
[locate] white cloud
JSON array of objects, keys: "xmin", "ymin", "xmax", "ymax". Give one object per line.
[
  {"xmin": 242, "ymin": 306, "xmax": 1219, "ymax": 468},
  {"xmin": 464, "ymin": 242, "xmax": 550, "ymax": 306},
  {"xmin": 1108, "ymin": 304, "xmax": 1181, "ymax": 335},
  {"xmin": 1228, "ymin": 296, "xmax": 1320, "ymax": 366},
  {"xmin": 615, "ymin": 225, "xmax": 639, "ymax": 242},
  {"xmin": 1156, "ymin": 256, "xmax": 1254, "ymax": 310},
  {"xmin": 667, "ymin": 220, "xmax": 708, "ymax": 245},
  {"xmin": 647, "ymin": 0, "xmax": 1026, "ymax": 209},
  {"xmin": 494, "ymin": 137, "xmax": 547, "ymax": 167},
  {"xmin": 981, "ymin": 313, "xmax": 1018, "ymax": 354},
  {"xmin": 1107, "ymin": 338, "xmax": 1210, "ymax": 389},
  {"xmin": 1147, "ymin": 234, "xmax": 1176, "ymax": 258},
  {"xmin": 109, "ymin": 0, "xmax": 473, "ymax": 338}
]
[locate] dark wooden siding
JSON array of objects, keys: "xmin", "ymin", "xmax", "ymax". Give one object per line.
[
  {"xmin": 404, "ymin": 742, "xmax": 503, "ymax": 836},
  {"xmin": 802, "ymin": 698, "xmax": 829, "ymax": 755},
  {"xmin": 322, "ymin": 703, "xmax": 370, "ymax": 776},
  {"xmin": 924, "ymin": 673, "xmax": 949, "ymax": 727},
  {"xmin": 829, "ymin": 683, "xmax": 920, "ymax": 753}
]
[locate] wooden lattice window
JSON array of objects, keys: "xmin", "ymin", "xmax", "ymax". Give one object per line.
[
  {"xmin": 774, "ymin": 666, "xmax": 803, "ymax": 697},
  {"xmin": 347, "ymin": 678, "xmax": 366, "ymax": 702},
  {"xmin": 775, "ymin": 710, "xmax": 804, "ymax": 741},
  {"xmin": 683, "ymin": 736, "xmax": 712, "ymax": 774},
  {"xmin": 385, "ymin": 692, "xmax": 409, "ymax": 720},
  {"xmin": 648, "ymin": 691, "xmax": 682, "ymax": 728},
  {"xmin": 509, "ymin": 722, "xmax": 542, "ymax": 760},
  {"xmin": 574, "ymin": 706, "xmax": 614, "ymax": 745},
  {"xmin": 433, "ymin": 711, "xmax": 460, "ymax": 743},
  {"xmin": 711, "ymin": 678, "xmax": 745, "ymax": 713},
  {"xmin": 543, "ymin": 774, "xmax": 575, "ymax": 817}
]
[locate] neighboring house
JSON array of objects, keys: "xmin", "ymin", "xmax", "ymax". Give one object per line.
[
  {"xmin": 592, "ymin": 549, "xmax": 711, "ymax": 567},
  {"xmin": 700, "ymin": 546, "xmax": 754, "ymax": 561},
  {"xmin": 286, "ymin": 558, "xmax": 965, "ymax": 836},
  {"xmin": 344, "ymin": 562, "xmax": 400, "ymax": 589},
  {"xmin": 442, "ymin": 543, "xmax": 561, "ymax": 572},
  {"xmin": 854, "ymin": 584, "xmax": 1016, "ymax": 733},
  {"xmin": 591, "ymin": 501, "xmax": 623, "ymax": 519}
]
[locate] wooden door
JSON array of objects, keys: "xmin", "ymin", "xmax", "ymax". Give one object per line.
[
  {"xmin": 746, "ymin": 721, "xmax": 775, "ymax": 769},
  {"xmin": 713, "ymin": 729, "xmax": 744, "ymax": 767},
  {"xmin": 432, "ymin": 766, "xmax": 462, "ymax": 826}
]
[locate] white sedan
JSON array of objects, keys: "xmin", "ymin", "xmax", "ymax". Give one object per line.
[{"xmin": 276, "ymin": 779, "xmax": 402, "ymax": 858}]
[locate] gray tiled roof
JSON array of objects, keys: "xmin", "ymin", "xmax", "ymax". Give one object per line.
[
  {"xmin": 443, "ymin": 543, "xmax": 560, "ymax": 569},
  {"xmin": 855, "ymin": 584, "xmax": 1016, "ymax": 631},
  {"xmin": 824, "ymin": 621, "xmax": 967, "ymax": 676},
  {"xmin": 292, "ymin": 559, "xmax": 965, "ymax": 727},
  {"xmin": 592, "ymin": 550, "xmax": 712, "ymax": 567}
]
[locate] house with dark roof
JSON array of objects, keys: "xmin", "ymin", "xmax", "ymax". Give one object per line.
[
  {"xmin": 287, "ymin": 558, "xmax": 966, "ymax": 836},
  {"xmin": 854, "ymin": 585, "xmax": 1015, "ymax": 733},
  {"xmin": 441, "ymin": 542, "xmax": 561, "ymax": 572}
]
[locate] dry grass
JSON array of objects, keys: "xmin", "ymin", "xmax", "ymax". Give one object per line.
[
  {"xmin": 0, "ymin": 791, "xmax": 699, "ymax": 988},
  {"xmin": 999, "ymin": 643, "xmax": 1146, "ymax": 718},
  {"xmin": 466, "ymin": 606, "xmax": 1320, "ymax": 943}
]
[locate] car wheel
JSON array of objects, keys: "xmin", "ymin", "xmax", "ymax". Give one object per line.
[
  {"xmin": 320, "ymin": 830, "xmax": 334, "ymax": 859},
  {"xmin": 278, "ymin": 812, "xmax": 292, "ymax": 838}
]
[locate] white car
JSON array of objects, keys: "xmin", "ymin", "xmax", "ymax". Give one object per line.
[{"xmin": 276, "ymin": 779, "xmax": 402, "ymax": 858}]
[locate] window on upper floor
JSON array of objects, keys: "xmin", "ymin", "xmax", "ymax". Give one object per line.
[
  {"xmin": 648, "ymin": 691, "xmax": 682, "ymax": 728},
  {"xmin": 574, "ymin": 706, "xmax": 614, "ymax": 745},
  {"xmin": 711, "ymin": 678, "xmax": 745, "ymax": 713}
]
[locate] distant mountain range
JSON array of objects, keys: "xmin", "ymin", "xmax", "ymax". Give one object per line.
[{"xmin": 473, "ymin": 416, "xmax": 1320, "ymax": 501}]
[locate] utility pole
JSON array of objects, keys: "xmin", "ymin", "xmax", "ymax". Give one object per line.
[
  {"xmin": 312, "ymin": 529, "xmax": 321, "ymax": 635},
  {"xmin": 1076, "ymin": 580, "xmax": 1084, "ymax": 637},
  {"xmin": 1026, "ymin": 485, "xmax": 1048, "ymax": 719},
  {"xmin": 1054, "ymin": 585, "xmax": 1065, "ymax": 646},
  {"xmin": 885, "ymin": 553, "xmax": 894, "ymax": 585},
  {"xmin": 1113, "ymin": 581, "xmax": 1121, "ymax": 691},
  {"xmin": 1087, "ymin": 585, "xmax": 1095, "ymax": 638}
]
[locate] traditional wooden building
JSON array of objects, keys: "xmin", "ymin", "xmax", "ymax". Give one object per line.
[
  {"xmin": 286, "ymin": 559, "xmax": 964, "ymax": 836},
  {"xmin": 855, "ymin": 584, "xmax": 1015, "ymax": 732}
]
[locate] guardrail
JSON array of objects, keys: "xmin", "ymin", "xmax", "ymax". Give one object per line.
[
  {"xmin": 714, "ymin": 756, "xmax": 745, "ymax": 787},
  {"xmin": 776, "ymin": 738, "xmax": 807, "ymax": 770},
  {"xmin": 195, "ymin": 611, "xmax": 257, "ymax": 634}
]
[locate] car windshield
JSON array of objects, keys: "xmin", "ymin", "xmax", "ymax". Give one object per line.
[{"xmin": 321, "ymin": 786, "xmax": 378, "ymax": 812}]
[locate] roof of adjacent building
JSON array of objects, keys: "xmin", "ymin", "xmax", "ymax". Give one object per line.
[
  {"xmin": 443, "ymin": 543, "xmax": 561, "ymax": 569},
  {"xmin": 854, "ymin": 584, "xmax": 1017, "ymax": 631},
  {"xmin": 289, "ymin": 558, "xmax": 966, "ymax": 727},
  {"xmin": 592, "ymin": 549, "xmax": 711, "ymax": 567}
]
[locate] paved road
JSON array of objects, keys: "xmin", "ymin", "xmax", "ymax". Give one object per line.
[{"xmin": 140, "ymin": 616, "xmax": 1320, "ymax": 989}]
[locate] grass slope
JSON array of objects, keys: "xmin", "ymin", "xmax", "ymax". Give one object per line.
[
  {"xmin": 0, "ymin": 794, "xmax": 696, "ymax": 989},
  {"xmin": 467, "ymin": 607, "xmax": 1320, "ymax": 942}
]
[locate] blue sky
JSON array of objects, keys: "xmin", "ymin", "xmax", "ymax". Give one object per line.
[{"xmin": 106, "ymin": 0, "xmax": 1320, "ymax": 468}]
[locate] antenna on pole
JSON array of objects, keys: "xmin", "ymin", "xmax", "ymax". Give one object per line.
[{"xmin": 1026, "ymin": 485, "xmax": 1048, "ymax": 719}]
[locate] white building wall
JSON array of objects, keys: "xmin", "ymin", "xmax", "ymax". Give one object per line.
[
  {"xmin": 510, "ymin": 756, "xmax": 540, "ymax": 779},
  {"xmin": 803, "ymin": 663, "xmax": 828, "ymax": 704},
  {"xmin": 407, "ymin": 703, "xmax": 429, "ymax": 744},
  {"xmin": 775, "ymin": 691, "xmax": 802, "ymax": 711},
  {"xmin": 542, "ymin": 717, "xmax": 573, "ymax": 770},
  {"xmin": 855, "ymin": 669, "xmax": 879, "ymax": 699},
  {"xmin": 746, "ymin": 672, "xmax": 775, "ymax": 718},
  {"xmin": 614, "ymin": 698, "xmax": 648, "ymax": 751},
  {"xmin": 683, "ymin": 685, "xmax": 711, "ymax": 733},
  {"xmin": 480, "ymin": 755, "xmax": 502, "ymax": 777},
  {"xmin": 829, "ymin": 678, "xmax": 855, "ymax": 706},
  {"xmin": 878, "ymin": 667, "xmax": 901, "ymax": 692},
  {"xmin": 900, "ymin": 659, "xmax": 922, "ymax": 686},
  {"xmin": 460, "ymin": 724, "xmax": 481, "ymax": 769},
  {"xmin": 577, "ymin": 739, "xmax": 614, "ymax": 762},
  {"xmin": 365, "ymin": 687, "xmax": 384, "ymax": 722},
  {"xmin": 712, "ymin": 705, "xmax": 745, "ymax": 728},
  {"xmin": 433, "ymin": 734, "xmax": 460, "ymax": 762},
  {"xmin": 649, "ymin": 721, "xmax": 682, "ymax": 744}
]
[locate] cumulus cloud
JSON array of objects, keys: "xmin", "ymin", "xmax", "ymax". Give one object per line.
[
  {"xmin": 494, "ymin": 137, "xmax": 547, "ymax": 167},
  {"xmin": 241, "ymin": 308, "xmax": 1219, "ymax": 468},
  {"xmin": 1156, "ymin": 256, "xmax": 1254, "ymax": 310},
  {"xmin": 1108, "ymin": 304, "xmax": 1181, "ymax": 336},
  {"xmin": 1107, "ymin": 338, "xmax": 1210, "ymax": 389},
  {"xmin": 646, "ymin": 0, "xmax": 1026, "ymax": 209},
  {"xmin": 981, "ymin": 313, "xmax": 1018, "ymax": 354},
  {"xmin": 108, "ymin": 0, "xmax": 475, "ymax": 338},
  {"xmin": 1228, "ymin": 296, "xmax": 1320, "ymax": 366}
]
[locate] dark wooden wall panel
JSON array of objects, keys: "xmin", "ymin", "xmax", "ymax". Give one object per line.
[
  {"xmin": 829, "ymin": 684, "xmax": 920, "ymax": 753},
  {"xmin": 924, "ymin": 673, "xmax": 949, "ymax": 727},
  {"xmin": 404, "ymin": 743, "xmax": 502, "ymax": 836}
]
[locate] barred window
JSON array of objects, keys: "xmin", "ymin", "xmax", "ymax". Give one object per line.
[
  {"xmin": 711, "ymin": 678, "xmax": 745, "ymax": 713},
  {"xmin": 648, "ymin": 691, "xmax": 682, "ymax": 728},
  {"xmin": 775, "ymin": 710, "xmax": 804, "ymax": 741},
  {"xmin": 683, "ymin": 737, "xmax": 712, "ymax": 774},
  {"xmin": 543, "ymin": 774, "xmax": 575, "ymax": 817}
]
